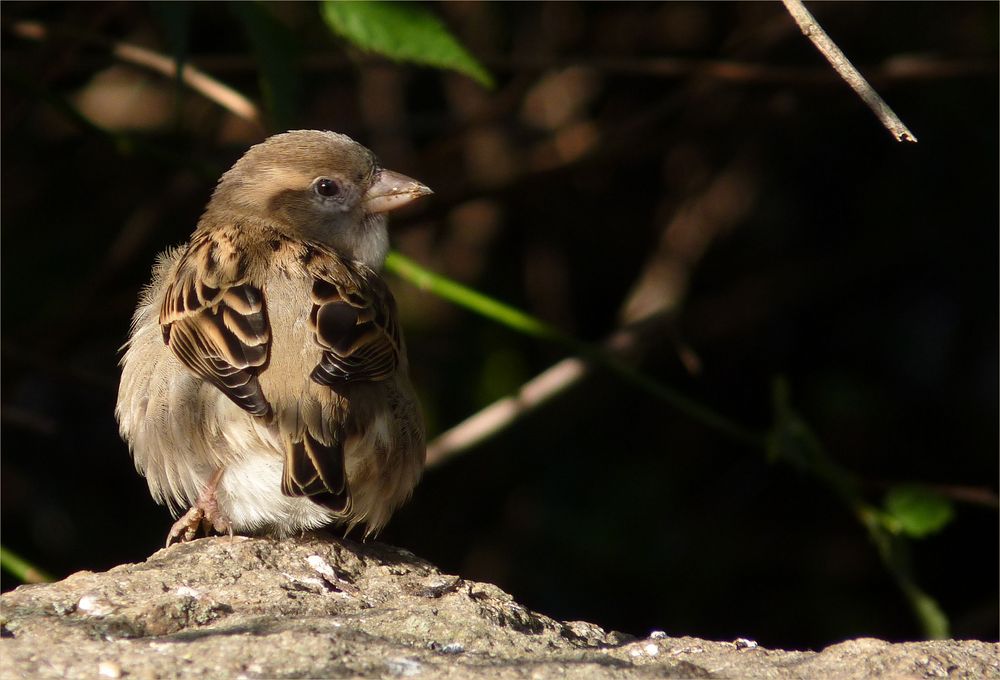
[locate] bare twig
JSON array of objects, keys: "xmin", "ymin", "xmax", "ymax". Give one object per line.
[
  {"xmin": 112, "ymin": 43, "xmax": 264, "ymax": 129},
  {"xmin": 180, "ymin": 53, "xmax": 995, "ymax": 84},
  {"xmin": 7, "ymin": 19, "xmax": 265, "ymax": 132},
  {"xmin": 866, "ymin": 480, "xmax": 1000, "ymax": 510},
  {"xmin": 922, "ymin": 483, "xmax": 1000, "ymax": 510},
  {"xmin": 427, "ymin": 357, "xmax": 586, "ymax": 467},
  {"xmin": 780, "ymin": 0, "xmax": 918, "ymax": 143},
  {"xmin": 424, "ymin": 311, "xmax": 691, "ymax": 467},
  {"xmin": 423, "ymin": 151, "xmax": 762, "ymax": 467},
  {"xmin": 425, "ymin": 313, "xmax": 717, "ymax": 468}
]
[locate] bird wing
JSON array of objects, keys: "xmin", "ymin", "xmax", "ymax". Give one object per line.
[
  {"xmin": 159, "ymin": 232, "xmax": 272, "ymax": 418},
  {"xmin": 306, "ymin": 256, "xmax": 401, "ymax": 387},
  {"xmin": 279, "ymin": 247, "xmax": 402, "ymax": 512}
]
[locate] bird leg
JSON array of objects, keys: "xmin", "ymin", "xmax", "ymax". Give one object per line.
[{"xmin": 165, "ymin": 468, "xmax": 233, "ymax": 547}]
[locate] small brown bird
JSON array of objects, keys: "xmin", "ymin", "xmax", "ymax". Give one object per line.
[{"xmin": 116, "ymin": 130, "xmax": 430, "ymax": 545}]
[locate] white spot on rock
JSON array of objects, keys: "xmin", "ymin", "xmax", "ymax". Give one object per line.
[
  {"xmin": 385, "ymin": 657, "xmax": 422, "ymax": 676},
  {"xmin": 306, "ymin": 555, "xmax": 337, "ymax": 579},
  {"xmin": 173, "ymin": 586, "xmax": 201, "ymax": 600},
  {"xmin": 77, "ymin": 595, "xmax": 114, "ymax": 617},
  {"xmin": 98, "ymin": 661, "xmax": 121, "ymax": 678}
]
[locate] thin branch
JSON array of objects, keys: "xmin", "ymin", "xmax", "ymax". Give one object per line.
[
  {"xmin": 385, "ymin": 252, "xmax": 763, "ymax": 470},
  {"xmin": 866, "ymin": 480, "xmax": 1000, "ymax": 510},
  {"xmin": 922, "ymin": 483, "xmax": 999, "ymax": 510},
  {"xmin": 180, "ymin": 53, "xmax": 995, "ymax": 84},
  {"xmin": 417, "ymin": 151, "xmax": 763, "ymax": 466},
  {"xmin": 7, "ymin": 19, "xmax": 265, "ymax": 132},
  {"xmin": 426, "ymin": 315, "xmax": 691, "ymax": 466},
  {"xmin": 426, "ymin": 357, "xmax": 586, "ymax": 466},
  {"xmin": 780, "ymin": 0, "xmax": 918, "ymax": 143}
]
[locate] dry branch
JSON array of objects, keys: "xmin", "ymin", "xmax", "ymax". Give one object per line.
[
  {"xmin": 780, "ymin": 0, "xmax": 918, "ymax": 142},
  {"xmin": 8, "ymin": 20, "xmax": 265, "ymax": 132}
]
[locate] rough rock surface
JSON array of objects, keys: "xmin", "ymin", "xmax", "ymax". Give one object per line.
[{"xmin": 1, "ymin": 536, "xmax": 996, "ymax": 679}]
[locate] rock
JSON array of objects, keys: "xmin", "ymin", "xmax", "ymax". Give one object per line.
[{"xmin": 1, "ymin": 536, "xmax": 996, "ymax": 679}]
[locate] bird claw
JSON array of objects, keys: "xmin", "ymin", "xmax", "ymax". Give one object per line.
[
  {"xmin": 164, "ymin": 469, "xmax": 233, "ymax": 547},
  {"xmin": 166, "ymin": 507, "xmax": 205, "ymax": 547},
  {"xmin": 165, "ymin": 504, "xmax": 234, "ymax": 547}
]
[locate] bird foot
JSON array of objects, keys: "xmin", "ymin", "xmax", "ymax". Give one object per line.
[{"xmin": 165, "ymin": 469, "xmax": 233, "ymax": 547}]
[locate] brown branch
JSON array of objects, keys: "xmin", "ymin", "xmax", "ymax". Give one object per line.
[
  {"xmin": 780, "ymin": 0, "xmax": 918, "ymax": 143},
  {"xmin": 7, "ymin": 19, "xmax": 265, "ymax": 132},
  {"xmin": 425, "ymin": 312, "xmax": 677, "ymax": 468},
  {"xmin": 923, "ymin": 483, "xmax": 1000, "ymax": 510},
  {"xmin": 426, "ymin": 357, "xmax": 587, "ymax": 467},
  {"xmin": 425, "ymin": 152, "xmax": 760, "ymax": 468},
  {"xmin": 184, "ymin": 53, "xmax": 995, "ymax": 85},
  {"xmin": 865, "ymin": 480, "xmax": 1000, "ymax": 511}
]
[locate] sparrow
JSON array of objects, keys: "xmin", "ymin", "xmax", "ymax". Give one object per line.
[{"xmin": 116, "ymin": 130, "xmax": 430, "ymax": 545}]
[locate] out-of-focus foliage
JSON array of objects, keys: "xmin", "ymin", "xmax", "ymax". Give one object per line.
[{"xmin": 883, "ymin": 485, "xmax": 955, "ymax": 539}]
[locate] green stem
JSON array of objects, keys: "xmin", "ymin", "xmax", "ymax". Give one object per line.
[
  {"xmin": 772, "ymin": 379, "xmax": 950, "ymax": 639},
  {"xmin": 388, "ymin": 252, "xmax": 949, "ymax": 639},
  {"xmin": 0, "ymin": 545, "xmax": 53, "ymax": 584},
  {"xmin": 855, "ymin": 507, "xmax": 950, "ymax": 639},
  {"xmin": 385, "ymin": 251, "xmax": 761, "ymax": 447},
  {"xmin": 385, "ymin": 251, "xmax": 572, "ymax": 344}
]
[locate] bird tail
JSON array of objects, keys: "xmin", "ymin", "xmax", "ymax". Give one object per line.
[{"xmin": 280, "ymin": 430, "xmax": 351, "ymax": 513}]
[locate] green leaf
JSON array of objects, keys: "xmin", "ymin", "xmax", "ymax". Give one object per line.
[
  {"xmin": 884, "ymin": 485, "xmax": 955, "ymax": 538},
  {"xmin": 320, "ymin": 1, "xmax": 494, "ymax": 88}
]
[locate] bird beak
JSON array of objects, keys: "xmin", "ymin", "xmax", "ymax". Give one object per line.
[{"xmin": 363, "ymin": 170, "xmax": 433, "ymax": 214}]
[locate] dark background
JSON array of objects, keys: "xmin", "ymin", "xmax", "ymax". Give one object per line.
[{"xmin": 2, "ymin": 2, "xmax": 997, "ymax": 649}]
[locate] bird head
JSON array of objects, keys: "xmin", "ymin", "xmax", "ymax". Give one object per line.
[{"xmin": 210, "ymin": 130, "xmax": 432, "ymax": 268}]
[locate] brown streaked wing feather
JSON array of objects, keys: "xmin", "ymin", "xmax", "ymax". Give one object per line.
[
  {"xmin": 160, "ymin": 236, "xmax": 272, "ymax": 417},
  {"xmin": 306, "ymin": 252, "xmax": 401, "ymax": 387},
  {"xmin": 281, "ymin": 431, "xmax": 351, "ymax": 512}
]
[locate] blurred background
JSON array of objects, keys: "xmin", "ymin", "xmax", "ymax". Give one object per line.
[{"xmin": 1, "ymin": 1, "xmax": 997, "ymax": 649}]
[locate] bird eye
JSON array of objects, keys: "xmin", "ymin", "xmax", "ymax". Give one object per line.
[{"xmin": 315, "ymin": 178, "xmax": 341, "ymax": 198}]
